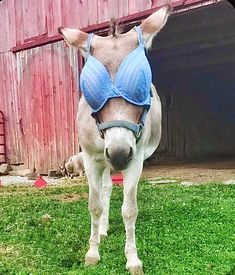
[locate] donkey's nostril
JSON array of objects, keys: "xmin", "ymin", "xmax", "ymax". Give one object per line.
[{"xmin": 105, "ymin": 146, "xmax": 133, "ymax": 170}]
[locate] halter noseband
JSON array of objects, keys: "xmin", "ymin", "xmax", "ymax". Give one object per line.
[{"xmin": 95, "ymin": 108, "xmax": 148, "ymax": 143}]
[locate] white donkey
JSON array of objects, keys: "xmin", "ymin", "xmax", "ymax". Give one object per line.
[{"xmin": 59, "ymin": 5, "xmax": 171, "ymax": 274}]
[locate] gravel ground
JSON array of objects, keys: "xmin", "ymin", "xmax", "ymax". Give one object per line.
[
  {"xmin": 0, "ymin": 159, "xmax": 234, "ymax": 186},
  {"xmin": 0, "ymin": 176, "xmax": 64, "ymax": 186}
]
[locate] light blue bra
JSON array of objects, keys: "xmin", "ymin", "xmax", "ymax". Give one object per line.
[
  {"xmin": 79, "ymin": 26, "xmax": 152, "ymax": 114},
  {"xmin": 79, "ymin": 26, "xmax": 152, "ymax": 141}
]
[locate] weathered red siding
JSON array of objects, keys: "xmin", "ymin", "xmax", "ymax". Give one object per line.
[
  {"xmin": 1, "ymin": 0, "xmax": 212, "ymax": 53},
  {"xmin": 0, "ymin": 52, "xmax": 23, "ymax": 164},
  {"xmin": 15, "ymin": 43, "xmax": 79, "ymax": 172},
  {"xmin": 0, "ymin": 0, "xmax": 219, "ymax": 173},
  {"xmin": 0, "ymin": 111, "xmax": 7, "ymax": 164}
]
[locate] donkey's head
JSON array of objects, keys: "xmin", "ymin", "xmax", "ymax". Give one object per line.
[{"xmin": 59, "ymin": 5, "xmax": 171, "ymax": 170}]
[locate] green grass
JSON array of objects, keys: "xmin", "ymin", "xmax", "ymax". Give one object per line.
[{"xmin": 0, "ymin": 181, "xmax": 234, "ymax": 274}]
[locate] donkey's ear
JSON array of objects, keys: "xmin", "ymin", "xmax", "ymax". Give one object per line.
[
  {"xmin": 58, "ymin": 27, "xmax": 88, "ymax": 55},
  {"xmin": 140, "ymin": 5, "xmax": 172, "ymax": 49}
]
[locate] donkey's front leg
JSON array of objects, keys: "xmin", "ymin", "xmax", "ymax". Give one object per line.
[
  {"xmin": 99, "ymin": 167, "xmax": 113, "ymax": 238},
  {"xmin": 122, "ymin": 158, "xmax": 144, "ymax": 275},
  {"xmin": 83, "ymin": 153, "xmax": 104, "ymax": 266}
]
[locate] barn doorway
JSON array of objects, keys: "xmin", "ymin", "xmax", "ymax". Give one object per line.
[{"xmin": 149, "ymin": 1, "xmax": 235, "ymax": 162}]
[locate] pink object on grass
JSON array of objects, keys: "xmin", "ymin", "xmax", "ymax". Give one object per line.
[
  {"xmin": 34, "ymin": 175, "xmax": 47, "ymax": 189},
  {"xmin": 111, "ymin": 174, "xmax": 123, "ymax": 185}
]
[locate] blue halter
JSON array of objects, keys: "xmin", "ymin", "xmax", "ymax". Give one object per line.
[{"xmin": 79, "ymin": 26, "xmax": 152, "ymax": 141}]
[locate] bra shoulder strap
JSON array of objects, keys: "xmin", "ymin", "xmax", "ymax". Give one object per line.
[
  {"xmin": 134, "ymin": 26, "xmax": 144, "ymax": 46},
  {"xmin": 85, "ymin": 33, "xmax": 94, "ymax": 61}
]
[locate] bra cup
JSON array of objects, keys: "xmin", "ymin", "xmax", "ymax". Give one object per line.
[
  {"xmin": 115, "ymin": 46, "xmax": 152, "ymax": 105},
  {"xmin": 80, "ymin": 45, "xmax": 152, "ymax": 113},
  {"xmin": 80, "ymin": 56, "xmax": 112, "ymax": 112}
]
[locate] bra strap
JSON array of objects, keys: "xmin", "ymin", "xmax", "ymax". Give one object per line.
[
  {"xmin": 134, "ymin": 26, "xmax": 143, "ymax": 46},
  {"xmin": 85, "ymin": 33, "xmax": 94, "ymax": 61}
]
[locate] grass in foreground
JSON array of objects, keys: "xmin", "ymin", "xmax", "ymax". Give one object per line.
[{"xmin": 0, "ymin": 180, "xmax": 234, "ymax": 274}]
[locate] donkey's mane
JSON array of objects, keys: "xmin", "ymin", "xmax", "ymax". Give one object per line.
[{"xmin": 109, "ymin": 18, "xmax": 119, "ymax": 37}]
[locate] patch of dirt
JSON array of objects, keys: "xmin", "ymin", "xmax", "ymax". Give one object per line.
[
  {"xmin": 142, "ymin": 159, "xmax": 235, "ymax": 183},
  {"xmin": 0, "ymin": 190, "xmax": 32, "ymax": 197},
  {"xmin": 53, "ymin": 193, "xmax": 89, "ymax": 202},
  {"xmin": 0, "ymin": 244, "xmax": 20, "ymax": 257},
  {"xmin": 55, "ymin": 176, "xmax": 87, "ymax": 187}
]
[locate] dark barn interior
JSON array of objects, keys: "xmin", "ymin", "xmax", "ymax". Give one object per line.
[{"xmin": 149, "ymin": 1, "xmax": 235, "ymax": 162}]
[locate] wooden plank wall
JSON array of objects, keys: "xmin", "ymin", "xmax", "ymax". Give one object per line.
[
  {"xmin": 0, "ymin": 52, "xmax": 23, "ymax": 164},
  {"xmin": 0, "ymin": 0, "xmax": 207, "ymax": 52},
  {"xmin": 0, "ymin": 0, "xmax": 209, "ymax": 172},
  {"xmin": 15, "ymin": 42, "xmax": 79, "ymax": 172}
]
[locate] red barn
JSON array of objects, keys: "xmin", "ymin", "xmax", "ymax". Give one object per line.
[{"xmin": 0, "ymin": 0, "xmax": 234, "ymax": 173}]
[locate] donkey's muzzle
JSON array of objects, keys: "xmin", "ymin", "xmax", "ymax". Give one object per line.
[{"xmin": 105, "ymin": 147, "xmax": 133, "ymax": 171}]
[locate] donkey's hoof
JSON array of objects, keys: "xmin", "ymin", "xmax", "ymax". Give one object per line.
[
  {"xmin": 128, "ymin": 266, "xmax": 144, "ymax": 275},
  {"xmin": 85, "ymin": 250, "xmax": 100, "ymax": 266},
  {"xmin": 85, "ymin": 255, "xmax": 100, "ymax": 266},
  {"xmin": 126, "ymin": 258, "xmax": 144, "ymax": 275},
  {"xmin": 85, "ymin": 257, "xmax": 99, "ymax": 265}
]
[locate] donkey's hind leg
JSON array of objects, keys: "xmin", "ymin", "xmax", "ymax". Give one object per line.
[
  {"xmin": 83, "ymin": 153, "xmax": 104, "ymax": 266},
  {"xmin": 99, "ymin": 167, "xmax": 113, "ymax": 238}
]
